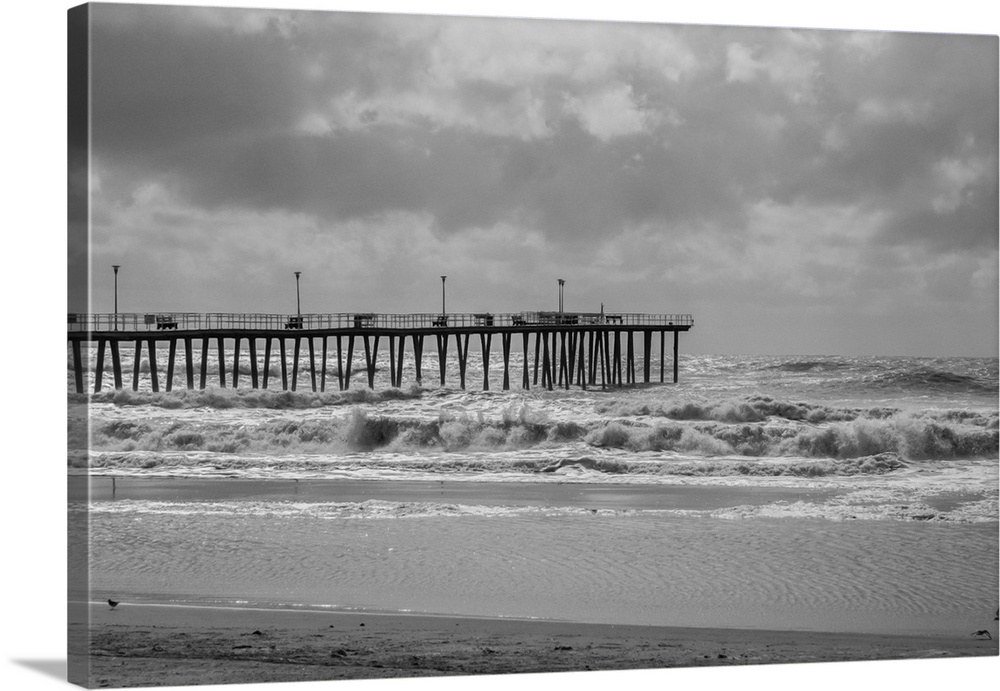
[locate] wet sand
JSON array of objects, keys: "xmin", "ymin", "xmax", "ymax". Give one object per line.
[{"xmin": 75, "ymin": 603, "xmax": 997, "ymax": 688}]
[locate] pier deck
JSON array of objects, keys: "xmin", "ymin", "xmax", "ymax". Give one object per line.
[{"xmin": 67, "ymin": 312, "xmax": 693, "ymax": 394}]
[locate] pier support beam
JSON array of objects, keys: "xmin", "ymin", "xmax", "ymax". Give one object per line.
[
  {"xmin": 363, "ymin": 335, "xmax": 380, "ymax": 389},
  {"xmin": 480, "ymin": 333, "xmax": 492, "ymax": 391},
  {"xmin": 413, "ymin": 334, "xmax": 423, "ymax": 385},
  {"xmin": 521, "ymin": 332, "xmax": 530, "ymax": 390},
  {"xmin": 588, "ymin": 330, "xmax": 597, "ymax": 385},
  {"xmin": 142, "ymin": 340, "xmax": 153, "ymax": 390},
  {"xmin": 626, "ymin": 331, "xmax": 635, "ymax": 385},
  {"xmin": 601, "ymin": 331, "xmax": 618, "ymax": 389},
  {"xmin": 643, "ymin": 331, "xmax": 652, "ymax": 384},
  {"xmin": 279, "ymin": 338, "xmax": 288, "ymax": 390},
  {"xmin": 436, "ymin": 333, "xmax": 448, "ymax": 386},
  {"xmin": 199, "ymin": 338, "xmax": 209, "ymax": 390},
  {"xmin": 232, "ymin": 337, "xmax": 240, "ymax": 389},
  {"xmin": 541, "ymin": 331, "xmax": 552, "ymax": 390},
  {"xmin": 571, "ymin": 333, "xmax": 579, "ymax": 389},
  {"xmin": 111, "ymin": 339, "xmax": 123, "ymax": 390},
  {"xmin": 291, "ymin": 337, "xmax": 301, "ymax": 391},
  {"xmin": 501, "ymin": 333, "xmax": 511, "ymax": 390},
  {"xmin": 262, "ymin": 338, "xmax": 272, "ymax": 389},
  {"xmin": 344, "ymin": 335, "xmax": 355, "ymax": 390},
  {"xmin": 320, "ymin": 337, "xmax": 327, "ymax": 392},
  {"xmin": 395, "ymin": 336, "xmax": 406, "ymax": 388},
  {"xmin": 456, "ymin": 334, "xmax": 470, "ymax": 389},
  {"xmin": 550, "ymin": 332, "xmax": 558, "ymax": 388},
  {"xmin": 72, "ymin": 340, "xmax": 84, "ymax": 394},
  {"xmin": 673, "ymin": 330, "xmax": 679, "ymax": 384},
  {"xmin": 336, "ymin": 335, "xmax": 345, "ymax": 391},
  {"xmin": 611, "ymin": 331, "xmax": 622, "ymax": 386},
  {"xmin": 166, "ymin": 338, "xmax": 177, "ymax": 392},
  {"xmin": 533, "ymin": 332, "xmax": 541, "ymax": 386},
  {"xmin": 559, "ymin": 332, "xmax": 569, "ymax": 389},
  {"xmin": 249, "ymin": 338, "xmax": 259, "ymax": 389},
  {"xmin": 131, "ymin": 339, "xmax": 142, "ymax": 391},
  {"xmin": 388, "ymin": 335, "xmax": 398, "ymax": 387},
  {"xmin": 94, "ymin": 339, "xmax": 106, "ymax": 393},
  {"xmin": 659, "ymin": 331, "xmax": 665, "ymax": 383},
  {"xmin": 183, "ymin": 338, "xmax": 194, "ymax": 390},
  {"xmin": 308, "ymin": 337, "xmax": 317, "ymax": 392},
  {"xmin": 216, "ymin": 337, "xmax": 226, "ymax": 388}
]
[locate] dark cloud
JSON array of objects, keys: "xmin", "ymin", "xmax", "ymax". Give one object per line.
[{"xmin": 83, "ymin": 5, "xmax": 997, "ymax": 355}]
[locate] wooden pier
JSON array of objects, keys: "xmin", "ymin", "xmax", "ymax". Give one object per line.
[{"xmin": 67, "ymin": 311, "xmax": 693, "ymax": 394}]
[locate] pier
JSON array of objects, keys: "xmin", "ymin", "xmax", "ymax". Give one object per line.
[{"xmin": 67, "ymin": 311, "xmax": 694, "ymax": 394}]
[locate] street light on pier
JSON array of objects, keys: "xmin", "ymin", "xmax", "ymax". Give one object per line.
[
  {"xmin": 558, "ymin": 278, "xmax": 565, "ymax": 313},
  {"xmin": 441, "ymin": 275, "xmax": 447, "ymax": 315},
  {"xmin": 112, "ymin": 264, "xmax": 120, "ymax": 330},
  {"xmin": 294, "ymin": 271, "xmax": 302, "ymax": 315}
]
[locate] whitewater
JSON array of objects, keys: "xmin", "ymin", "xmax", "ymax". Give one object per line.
[{"xmin": 69, "ymin": 350, "xmax": 998, "ymax": 635}]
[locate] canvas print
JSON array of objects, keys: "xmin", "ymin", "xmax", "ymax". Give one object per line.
[{"xmin": 67, "ymin": 2, "xmax": 998, "ymax": 688}]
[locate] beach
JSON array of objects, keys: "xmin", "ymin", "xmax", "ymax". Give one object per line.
[
  {"xmin": 79, "ymin": 604, "xmax": 997, "ymax": 688},
  {"xmin": 67, "ymin": 352, "xmax": 999, "ymax": 688}
]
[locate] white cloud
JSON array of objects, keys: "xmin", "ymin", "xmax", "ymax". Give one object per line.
[
  {"xmin": 726, "ymin": 43, "xmax": 763, "ymax": 83},
  {"xmin": 303, "ymin": 15, "xmax": 699, "ymax": 142},
  {"xmin": 930, "ymin": 156, "xmax": 989, "ymax": 213},
  {"xmin": 563, "ymin": 84, "xmax": 660, "ymax": 141},
  {"xmin": 725, "ymin": 34, "xmax": 820, "ymax": 103}
]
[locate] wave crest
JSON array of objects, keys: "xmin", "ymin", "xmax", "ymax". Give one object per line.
[{"xmin": 84, "ymin": 396, "xmax": 998, "ymax": 462}]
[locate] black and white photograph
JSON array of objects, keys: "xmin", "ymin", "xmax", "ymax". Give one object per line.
[{"xmin": 4, "ymin": 2, "xmax": 1000, "ymax": 690}]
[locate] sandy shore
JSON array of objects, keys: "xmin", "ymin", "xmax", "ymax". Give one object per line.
[{"xmin": 73, "ymin": 604, "xmax": 997, "ymax": 688}]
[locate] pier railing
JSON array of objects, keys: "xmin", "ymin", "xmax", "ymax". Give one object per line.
[{"xmin": 68, "ymin": 312, "xmax": 695, "ymax": 332}]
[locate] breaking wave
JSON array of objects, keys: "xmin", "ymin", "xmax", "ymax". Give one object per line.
[
  {"xmin": 81, "ymin": 396, "xmax": 998, "ymax": 462},
  {"xmin": 74, "ymin": 384, "xmax": 426, "ymax": 409},
  {"xmin": 584, "ymin": 415, "xmax": 997, "ymax": 460},
  {"xmin": 760, "ymin": 360, "xmax": 851, "ymax": 373},
  {"xmin": 80, "ymin": 447, "xmax": 914, "ymax": 481},
  {"xmin": 594, "ymin": 395, "xmax": 897, "ymax": 423}
]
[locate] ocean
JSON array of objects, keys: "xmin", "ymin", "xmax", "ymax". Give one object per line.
[{"xmin": 68, "ymin": 349, "xmax": 998, "ymax": 636}]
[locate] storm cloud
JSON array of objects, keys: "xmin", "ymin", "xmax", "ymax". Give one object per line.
[{"xmin": 80, "ymin": 4, "xmax": 998, "ymax": 356}]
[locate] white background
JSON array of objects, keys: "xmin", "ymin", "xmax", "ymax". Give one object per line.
[{"xmin": 2, "ymin": 2, "xmax": 997, "ymax": 690}]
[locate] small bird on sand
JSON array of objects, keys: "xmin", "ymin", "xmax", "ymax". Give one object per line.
[
  {"xmin": 971, "ymin": 630, "xmax": 992, "ymax": 640},
  {"xmin": 108, "ymin": 598, "xmax": 119, "ymax": 609}
]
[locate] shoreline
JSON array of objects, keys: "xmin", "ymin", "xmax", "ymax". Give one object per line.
[
  {"xmin": 76, "ymin": 604, "xmax": 998, "ymax": 688},
  {"xmin": 73, "ymin": 474, "xmax": 845, "ymax": 509}
]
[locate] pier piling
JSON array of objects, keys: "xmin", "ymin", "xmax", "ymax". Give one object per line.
[
  {"xmin": 166, "ymin": 338, "xmax": 177, "ymax": 392},
  {"xmin": 68, "ymin": 312, "xmax": 692, "ymax": 393}
]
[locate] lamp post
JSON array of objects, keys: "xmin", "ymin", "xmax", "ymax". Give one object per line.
[
  {"xmin": 441, "ymin": 275, "xmax": 447, "ymax": 315},
  {"xmin": 294, "ymin": 271, "xmax": 301, "ymax": 315},
  {"xmin": 112, "ymin": 265, "xmax": 120, "ymax": 330},
  {"xmin": 558, "ymin": 278, "xmax": 565, "ymax": 313}
]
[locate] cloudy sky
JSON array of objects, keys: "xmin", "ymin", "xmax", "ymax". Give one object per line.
[{"xmin": 70, "ymin": 1, "xmax": 998, "ymax": 356}]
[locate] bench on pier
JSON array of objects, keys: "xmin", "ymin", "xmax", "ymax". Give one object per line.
[
  {"xmin": 473, "ymin": 313, "xmax": 494, "ymax": 326},
  {"xmin": 605, "ymin": 314, "xmax": 623, "ymax": 324},
  {"xmin": 285, "ymin": 316, "xmax": 304, "ymax": 329},
  {"xmin": 154, "ymin": 314, "xmax": 178, "ymax": 330},
  {"xmin": 353, "ymin": 313, "xmax": 375, "ymax": 328},
  {"xmin": 432, "ymin": 316, "xmax": 448, "ymax": 327},
  {"xmin": 511, "ymin": 315, "xmax": 528, "ymax": 326}
]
